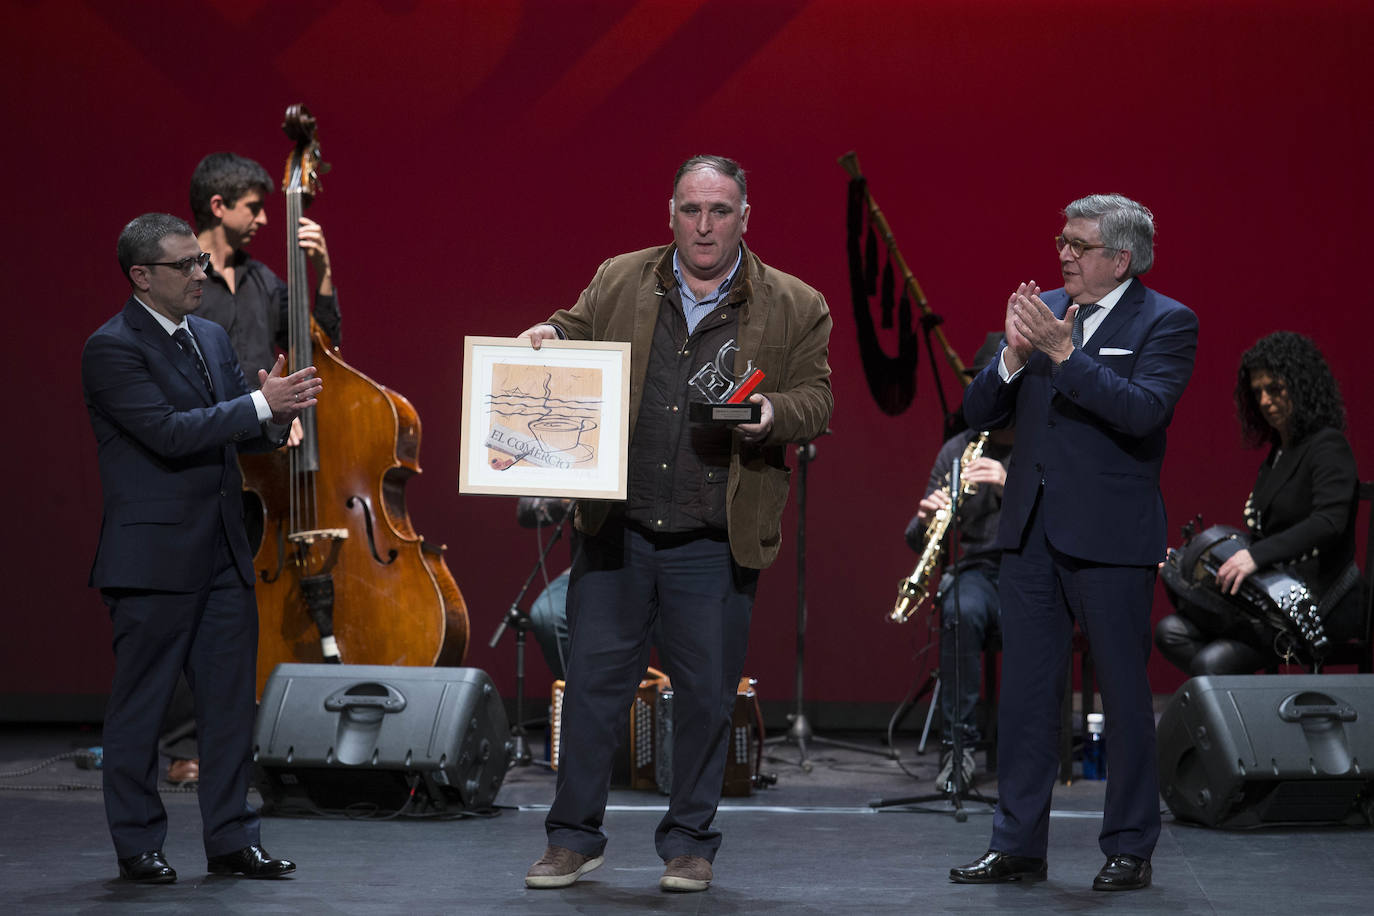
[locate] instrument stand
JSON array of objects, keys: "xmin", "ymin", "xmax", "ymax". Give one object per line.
[
  {"xmin": 489, "ymin": 510, "xmax": 571, "ymax": 770},
  {"xmin": 869, "ymin": 459, "xmax": 997, "ymax": 821},
  {"xmin": 916, "ymin": 676, "xmax": 942, "ymax": 754},
  {"xmin": 766, "ymin": 438, "xmax": 896, "ymax": 772},
  {"xmin": 880, "ymin": 666, "xmax": 945, "ymax": 756}
]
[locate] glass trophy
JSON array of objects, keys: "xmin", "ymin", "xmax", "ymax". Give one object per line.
[{"xmin": 687, "ymin": 338, "xmax": 764, "ymax": 424}]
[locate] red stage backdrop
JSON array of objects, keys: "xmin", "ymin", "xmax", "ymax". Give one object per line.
[{"xmin": 4, "ymin": 0, "xmax": 1370, "ymax": 715}]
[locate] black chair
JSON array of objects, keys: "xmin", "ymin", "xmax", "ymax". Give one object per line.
[
  {"xmin": 1316, "ymin": 481, "xmax": 1374, "ymax": 673},
  {"xmin": 975, "ymin": 632, "xmax": 1002, "ymax": 771}
]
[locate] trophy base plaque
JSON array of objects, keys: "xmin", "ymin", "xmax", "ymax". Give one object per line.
[{"xmin": 690, "ymin": 401, "xmax": 761, "ymax": 424}]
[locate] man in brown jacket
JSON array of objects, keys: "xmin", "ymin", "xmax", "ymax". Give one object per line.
[{"xmin": 519, "ymin": 155, "xmax": 832, "ymax": 893}]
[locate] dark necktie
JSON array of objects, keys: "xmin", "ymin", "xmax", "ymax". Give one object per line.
[
  {"xmin": 1071, "ymin": 302, "xmax": 1102, "ymax": 350},
  {"xmin": 172, "ymin": 327, "xmax": 213, "ymax": 396}
]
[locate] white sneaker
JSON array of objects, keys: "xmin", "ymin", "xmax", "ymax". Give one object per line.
[
  {"xmin": 660, "ymin": 855, "xmax": 712, "ymax": 892},
  {"xmin": 935, "ymin": 746, "xmax": 977, "ymax": 793}
]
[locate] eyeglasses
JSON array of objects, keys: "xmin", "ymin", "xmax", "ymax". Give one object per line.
[
  {"xmin": 1054, "ymin": 235, "xmax": 1117, "ymax": 259},
  {"xmin": 142, "ymin": 252, "xmax": 212, "ymax": 276}
]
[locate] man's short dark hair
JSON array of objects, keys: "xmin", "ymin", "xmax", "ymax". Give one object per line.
[
  {"xmin": 117, "ymin": 213, "xmax": 195, "ymax": 286},
  {"xmin": 673, "ymin": 155, "xmax": 747, "ymax": 203},
  {"xmin": 189, "ymin": 152, "xmax": 273, "ymax": 233}
]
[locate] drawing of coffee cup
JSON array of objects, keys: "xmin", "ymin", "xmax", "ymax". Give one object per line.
[{"xmin": 529, "ymin": 416, "xmax": 597, "ymax": 453}]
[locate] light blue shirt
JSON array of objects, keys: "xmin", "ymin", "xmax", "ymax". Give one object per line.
[{"xmin": 672, "ymin": 246, "xmax": 742, "ymax": 335}]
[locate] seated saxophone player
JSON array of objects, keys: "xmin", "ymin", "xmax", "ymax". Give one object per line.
[
  {"xmin": 1155, "ymin": 331, "xmax": 1363, "ymax": 675},
  {"xmin": 903, "ymin": 333, "xmax": 1013, "ymax": 793},
  {"xmin": 516, "ymin": 497, "xmax": 574, "ymax": 680},
  {"xmin": 515, "ymin": 496, "xmax": 667, "ymax": 681}
]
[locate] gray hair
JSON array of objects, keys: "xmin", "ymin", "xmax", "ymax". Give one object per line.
[
  {"xmin": 1064, "ymin": 193, "xmax": 1155, "ymax": 276},
  {"xmin": 673, "ymin": 155, "xmax": 747, "ymax": 204},
  {"xmin": 117, "ymin": 213, "xmax": 195, "ymax": 285}
]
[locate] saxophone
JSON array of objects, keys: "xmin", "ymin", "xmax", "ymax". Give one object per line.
[{"xmin": 890, "ymin": 431, "xmax": 989, "ymax": 623}]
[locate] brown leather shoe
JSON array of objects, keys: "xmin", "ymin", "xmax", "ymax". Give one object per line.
[
  {"xmin": 660, "ymin": 855, "xmax": 712, "ymax": 892},
  {"xmin": 525, "ymin": 845, "xmax": 603, "ymax": 889},
  {"xmin": 166, "ymin": 758, "xmax": 199, "ymax": 785}
]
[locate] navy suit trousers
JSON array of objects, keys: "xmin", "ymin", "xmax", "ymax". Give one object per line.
[
  {"xmin": 990, "ymin": 491, "xmax": 1161, "ymax": 860},
  {"xmin": 101, "ymin": 529, "xmax": 260, "ymax": 859}
]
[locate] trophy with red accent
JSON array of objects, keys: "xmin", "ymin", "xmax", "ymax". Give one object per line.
[{"xmin": 688, "ymin": 338, "xmax": 764, "ymax": 424}]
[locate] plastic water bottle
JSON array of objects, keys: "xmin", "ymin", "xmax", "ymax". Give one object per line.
[{"xmin": 1082, "ymin": 713, "xmax": 1107, "ymax": 780}]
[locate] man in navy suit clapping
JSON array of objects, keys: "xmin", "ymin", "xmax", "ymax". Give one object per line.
[{"xmin": 949, "ymin": 195, "xmax": 1197, "ymax": 893}]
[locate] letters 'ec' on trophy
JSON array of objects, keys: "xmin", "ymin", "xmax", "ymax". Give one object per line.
[{"xmin": 687, "ymin": 338, "xmax": 764, "ymax": 424}]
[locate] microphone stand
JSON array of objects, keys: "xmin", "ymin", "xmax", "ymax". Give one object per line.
[
  {"xmin": 766, "ymin": 436, "xmax": 894, "ymax": 771},
  {"xmin": 489, "ymin": 503, "xmax": 573, "ymax": 768},
  {"xmin": 870, "ymin": 446, "xmax": 996, "ymax": 820}
]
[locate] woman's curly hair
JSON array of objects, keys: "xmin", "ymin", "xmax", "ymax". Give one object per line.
[{"xmin": 1235, "ymin": 331, "xmax": 1345, "ymax": 448}]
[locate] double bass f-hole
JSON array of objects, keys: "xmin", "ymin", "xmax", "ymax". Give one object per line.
[
  {"xmin": 345, "ymin": 495, "xmax": 399, "ymax": 565},
  {"xmin": 260, "ymin": 528, "xmax": 286, "ymax": 584}
]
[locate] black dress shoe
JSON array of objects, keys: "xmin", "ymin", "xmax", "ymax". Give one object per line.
[
  {"xmin": 206, "ymin": 844, "xmax": 296, "ymax": 878},
  {"xmin": 950, "ymin": 850, "xmax": 1048, "ymax": 884},
  {"xmin": 1093, "ymin": 853, "xmax": 1151, "ymax": 891},
  {"xmin": 118, "ymin": 850, "xmax": 176, "ymax": 884}
]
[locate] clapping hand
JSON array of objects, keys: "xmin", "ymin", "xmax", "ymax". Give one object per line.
[{"xmin": 258, "ymin": 355, "xmax": 322, "ymax": 424}]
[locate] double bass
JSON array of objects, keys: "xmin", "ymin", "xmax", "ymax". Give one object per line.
[{"xmin": 242, "ymin": 104, "xmax": 468, "ymax": 697}]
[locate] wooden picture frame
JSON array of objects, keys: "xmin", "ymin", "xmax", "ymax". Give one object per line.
[{"xmin": 459, "ymin": 336, "xmax": 631, "ymax": 499}]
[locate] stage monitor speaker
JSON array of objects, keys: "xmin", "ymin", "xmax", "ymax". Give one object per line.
[
  {"xmin": 1157, "ymin": 674, "xmax": 1374, "ymax": 828},
  {"xmin": 253, "ymin": 664, "xmax": 513, "ymax": 815}
]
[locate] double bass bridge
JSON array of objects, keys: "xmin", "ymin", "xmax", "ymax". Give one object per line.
[
  {"xmin": 287, "ymin": 527, "xmax": 350, "ymax": 574},
  {"xmin": 288, "ymin": 527, "xmax": 351, "ymax": 546}
]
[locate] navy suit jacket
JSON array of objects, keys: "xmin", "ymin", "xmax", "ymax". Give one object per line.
[
  {"xmin": 962, "ymin": 279, "xmax": 1198, "ymax": 566},
  {"xmin": 83, "ymin": 297, "xmax": 285, "ymax": 592}
]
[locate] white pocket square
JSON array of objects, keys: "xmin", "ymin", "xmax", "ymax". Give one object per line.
[{"xmin": 1099, "ymin": 347, "xmax": 1133, "ymax": 356}]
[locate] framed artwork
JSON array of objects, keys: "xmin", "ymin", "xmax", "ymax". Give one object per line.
[{"xmin": 459, "ymin": 336, "xmax": 631, "ymax": 499}]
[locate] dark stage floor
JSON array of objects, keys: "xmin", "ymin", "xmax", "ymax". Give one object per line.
[{"xmin": 2, "ymin": 720, "xmax": 1371, "ymax": 914}]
